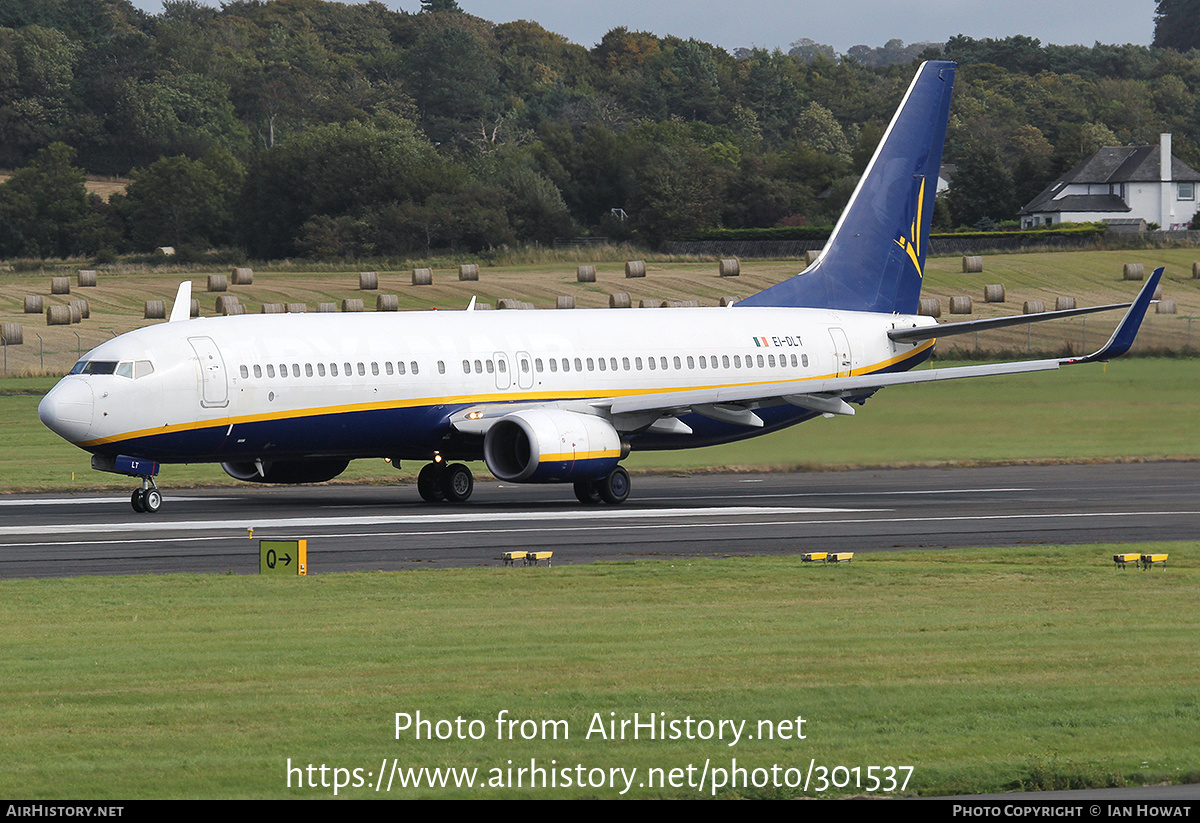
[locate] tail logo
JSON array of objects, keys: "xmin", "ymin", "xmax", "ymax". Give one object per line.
[{"xmin": 893, "ymin": 176, "xmax": 926, "ymax": 279}]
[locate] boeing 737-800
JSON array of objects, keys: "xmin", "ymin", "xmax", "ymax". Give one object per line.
[{"xmin": 37, "ymin": 61, "xmax": 1162, "ymax": 513}]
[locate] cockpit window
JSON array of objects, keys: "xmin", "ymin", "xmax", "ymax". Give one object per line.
[
  {"xmin": 69, "ymin": 360, "xmax": 118, "ymax": 375},
  {"xmin": 115, "ymin": 362, "xmax": 134, "ymax": 378}
]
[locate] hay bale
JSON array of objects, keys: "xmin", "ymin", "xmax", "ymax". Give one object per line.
[
  {"xmin": 190, "ymin": 299, "xmax": 199, "ymax": 318},
  {"xmin": 412, "ymin": 268, "xmax": 432, "ymax": 286},
  {"xmin": 286, "ymin": 302, "xmax": 306, "ymax": 313},
  {"xmin": 609, "ymin": 292, "xmax": 631, "ymax": 309},
  {"xmin": 496, "ymin": 298, "xmax": 533, "ymax": 310},
  {"xmin": 666, "ymin": 299, "xmax": 700, "ymax": 308},
  {"xmin": 719, "ymin": 296, "xmax": 739, "ymax": 307},
  {"xmin": 260, "ymin": 303, "xmax": 284, "ymax": 314},
  {"xmin": 317, "ymin": 302, "xmax": 337, "ymax": 313},
  {"xmin": 155, "ymin": 246, "xmax": 175, "ymax": 256},
  {"xmin": 1123, "ymin": 263, "xmax": 1144, "ymax": 281},
  {"xmin": 341, "ymin": 298, "xmax": 364, "ymax": 312},
  {"xmin": 1153, "ymin": 284, "xmax": 1163, "ymax": 300},
  {"xmin": 719, "ymin": 258, "xmax": 740, "ymax": 277},
  {"xmin": 555, "ymin": 295, "xmax": 575, "ymax": 309},
  {"xmin": 805, "ymin": 250, "xmax": 820, "ymax": 266},
  {"xmin": 639, "ymin": 299, "xmax": 664, "ymax": 308},
  {"xmin": 207, "ymin": 274, "xmax": 227, "ymax": 292},
  {"xmin": 984, "ymin": 284, "xmax": 1005, "ymax": 303},
  {"xmin": 225, "ymin": 303, "xmax": 245, "ymax": 315},
  {"xmin": 918, "ymin": 297, "xmax": 941, "ymax": 317},
  {"xmin": 1157, "ymin": 299, "xmax": 1177, "ymax": 314},
  {"xmin": 23, "ymin": 295, "xmax": 43, "ymax": 314},
  {"xmin": 215, "ymin": 294, "xmax": 240, "ymax": 314},
  {"xmin": 143, "ymin": 301, "xmax": 165, "ymax": 320},
  {"xmin": 68, "ymin": 304, "xmax": 81, "ymax": 324},
  {"xmin": 51, "ymin": 277, "xmax": 70, "ymax": 295},
  {"xmin": 949, "ymin": 295, "xmax": 972, "ymax": 314},
  {"xmin": 1193, "ymin": 262, "xmax": 1200, "ymax": 279},
  {"xmin": 69, "ymin": 298, "xmax": 89, "ymax": 319},
  {"xmin": 376, "ymin": 294, "xmax": 399, "ymax": 312},
  {"xmin": 1023, "ymin": 300, "xmax": 1045, "ymax": 314},
  {"xmin": 962, "ymin": 256, "xmax": 984, "ymax": 273},
  {"xmin": 474, "ymin": 301, "xmax": 492, "ymax": 310},
  {"xmin": 1, "ymin": 323, "xmax": 23, "ymax": 345},
  {"xmin": 359, "ymin": 272, "xmax": 378, "ymax": 290},
  {"xmin": 77, "ymin": 269, "xmax": 97, "ymax": 287},
  {"xmin": 625, "ymin": 260, "xmax": 646, "ymax": 278},
  {"xmin": 231, "ymin": 267, "xmax": 253, "ymax": 285},
  {"xmin": 1056, "ymin": 296, "xmax": 1076, "ymax": 311},
  {"xmin": 459, "ymin": 263, "xmax": 479, "ymax": 281},
  {"xmin": 576, "ymin": 265, "xmax": 596, "ymax": 283}
]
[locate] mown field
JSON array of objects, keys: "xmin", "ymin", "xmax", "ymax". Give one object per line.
[
  {"xmin": 1, "ymin": 247, "xmax": 1199, "ymax": 377},
  {"xmin": 1, "ymin": 546, "xmax": 1196, "ymax": 799}
]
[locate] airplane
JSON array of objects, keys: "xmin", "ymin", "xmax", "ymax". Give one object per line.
[{"xmin": 38, "ymin": 60, "xmax": 1163, "ymax": 514}]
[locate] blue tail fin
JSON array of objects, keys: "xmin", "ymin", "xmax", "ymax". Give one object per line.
[{"xmin": 738, "ymin": 61, "xmax": 955, "ymax": 314}]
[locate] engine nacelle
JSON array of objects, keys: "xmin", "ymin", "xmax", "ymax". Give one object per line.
[
  {"xmin": 483, "ymin": 409, "xmax": 624, "ymax": 483},
  {"xmin": 220, "ymin": 458, "xmax": 349, "ymax": 484}
]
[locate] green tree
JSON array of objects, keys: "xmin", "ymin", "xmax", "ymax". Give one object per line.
[
  {"xmin": 0, "ymin": 142, "xmax": 106, "ymax": 258},
  {"xmin": 944, "ymin": 143, "xmax": 1019, "ymax": 227},
  {"xmin": 116, "ymin": 149, "xmax": 244, "ymax": 251},
  {"xmin": 1154, "ymin": 0, "xmax": 1200, "ymax": 51}
]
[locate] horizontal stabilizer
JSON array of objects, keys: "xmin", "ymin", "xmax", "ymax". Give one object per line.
[{"xmin": 888, "ymin": 300, "xmax": 1135, "ymax": 343}]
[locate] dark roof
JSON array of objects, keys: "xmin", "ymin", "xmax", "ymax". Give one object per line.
[
  {"xmin": 1024, "ymin": 193, "xmax": 1131, "ymax": 215},
  {"xmin": 1019, "ymin": 140, "xmax": 1200, "ymax": 215}
]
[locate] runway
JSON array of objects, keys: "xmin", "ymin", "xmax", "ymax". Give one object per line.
[{"xmin": 0, "ymin": 462, "xmax": 1196, "ymax": 579}]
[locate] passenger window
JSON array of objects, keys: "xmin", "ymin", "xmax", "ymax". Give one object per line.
[
  {"xmin": 535, "ymin": 358, "xmax": 543, "ymax": 372},
  {"xmin": 475, "ymin": 359, "xmax": 483, "ymax": 373},
  {"xmin": 293, "ymin": 363, "xmax": 300, "ymax": 376},
  {"xmin": 673, "ymin": 356, "xmax": 681, "ymax": 370},
  {"xmin": 306, "ymin": 363, "xmax": 314, "ymax": 377},
  {"xmin": 395, "ymin": 361, "xmax": 404, "ymax": 375},
  {"xmin": 660, "ymin": 357, "xmax": 668, "ymax": 370},
  {"xmin": 371, "ymin": 362, "xmax": 379, "ymax": 376},
  {"xmin": 768, "ymin": 355, "xmax": 776, "ymax": 367},
  {"xmin": 385, "ymin": 362, "xmax": 393, "ymax": 375},
  {"xmin": 498, "ymin": 360, "xmax": 506, "ymax": 373},
  {"xmin": 698, "ymin": 357, "xmax": 706, "ymax": 369},
  {"xmin": 520, "ymin": 358, "xmax": 530, "ymax": 373},
  {"xmin": 647, "ymin": 356, "xmax": 656, "ymax": 370},
  {"xmin": 587, "ymin": 358, "xmax": 595, "ymax": 371},
  {"xmin": 238, "ymin": 365, "xmax": 248, "ymax": 379},
  {"xmin": 253, "ymin": 365, "xmax": 262, "ymax": 378},
  {"xmin": 463, "ymin": 359, "xmax": 471, "ymax": 374},
  {"xmin": 757, "ymin": 355, "xmax": 764, "ymax": 367},
  {"xmin": 331, "ymin": 363, "xmax": 339, "ymax": 377},
  {"xmin": 635, "ymin": 357, "xmax": 643, "ymax": 370},
  {"xmin": 562, "ymin": 358, "xmax": 570, "ymax": 373},
  {"xmin": 411, "ymin": 361, "xmax": 419, "ymax": 375},
  {"xmin": 610, "ymin": 357, "xmax": 618, "ymax": 371},
  {"xmin": 802, "ymin": 354, "xmax": 809, "ymax": 368},
  {"xmin": 597, "ymin": 358, "xmax": 605, "ymax": 371},
  {"xmin": 687, "ymin": 356, "xmax": 694, "ymax": 369},
  {"xmin": 486, "ymin": 360, "xmax": 494, "ymax": 374},
  {"xmin": 437, "ymin": 361, "xmax": 445, "ymax": 374},
  {"xmin": 549, "ymin": 359, "xmax": 557, "ymax": 373},
  {"xmin": 733, "ymin": 355, "xmax": 741, "ymax": 368},
  {"xmin": 267, "ymin": 364, "xmax": 276, "ymax": 378},
  {"xmin": 318, "ymin": 363, "xmax": 326, "ymax": 377},
  {"xmin": 574, "ymin": 358, "xmax": 582, "ymax": 372},
  {"xmin": 280, "ymin": 364, "xmax": 288, "ymax": 378}
]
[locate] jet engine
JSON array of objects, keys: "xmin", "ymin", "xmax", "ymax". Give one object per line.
[
  {"xmin": 483, "ymin": 409, "xmax": 625, "ymax": 482},
  {"xmin": 221, "ymin": 458, "xmax": 349, "ymax": 484}
]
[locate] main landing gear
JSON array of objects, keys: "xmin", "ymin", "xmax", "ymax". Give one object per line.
[
  {"xmin": 130, "ymin": 477, "xmax": 162, "ymax": 513},
  {"xmin": 417, "ymin": 461, "xmax": 474, "ymax": 503},
  {"xmin": 573, "ymin": 466, "xmax": 630, "ymax": 505}
]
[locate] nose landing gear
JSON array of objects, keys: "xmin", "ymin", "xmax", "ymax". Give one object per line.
[{"xmin": 130, "ymin": 477, "xmax": 162, "ymax": 513}]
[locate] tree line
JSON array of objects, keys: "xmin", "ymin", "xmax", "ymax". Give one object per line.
[{"xmin": 3, "ymin": 0, "xmax": 1200, "ymax": 260}]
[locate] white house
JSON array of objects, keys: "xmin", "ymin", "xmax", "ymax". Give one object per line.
[{"xmin": 1019, "ymin": 134, "xmax": 1200, "ymax": 230}]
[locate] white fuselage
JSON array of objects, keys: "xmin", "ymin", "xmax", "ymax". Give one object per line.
[{"xmin": 40, "ymin": 304, "xmax": 936, "ymax": 464}]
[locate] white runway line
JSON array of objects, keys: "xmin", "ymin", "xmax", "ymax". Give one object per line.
[{"xmin": 0, "ymin": 505, "xmax": 877, "ymax": 537}]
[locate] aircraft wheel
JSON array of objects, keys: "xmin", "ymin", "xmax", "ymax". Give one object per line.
[
  {"xmin": 573, "ymin": 480, "xmax": 602, "ymax": 504},
  {"xmin": 444, "ymin": 463, "xmax": 474, "ymax": 503},
  {"xmin": 417, "ymin": 463, "xmax": 446, "ymax": 503},
  {"xmin": 131, "ymin": 489, "xmax": 146, "ymax": 513},
  {"xmin": 598, "ymin": 467, "xmax": 630, "ymax": 505},
  {"xmin": 143, "ymin": 488, "xmax": 162, "ymax": 513}
]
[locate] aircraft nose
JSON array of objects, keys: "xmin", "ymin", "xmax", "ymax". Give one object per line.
[{"xmin": 39, "ymin": 378, "xmax": 95, "ymax": 443}]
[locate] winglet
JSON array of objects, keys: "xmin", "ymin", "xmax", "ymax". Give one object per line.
[
  {"xmin": 1061, "ymin": 267, "xmax": 1161, "ymax": 365},
  {"xmin": 466, "ymin": 296, "xmax": 477, "ymax": 311},
  {"xmin": 168, "ymin": 281, "xmax": 192, "ymax": 323}
]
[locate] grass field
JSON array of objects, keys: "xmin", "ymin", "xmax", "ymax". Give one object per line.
[{"xmin": 1, "ymin": 545, "xmax": 1196, "ymax": 798}]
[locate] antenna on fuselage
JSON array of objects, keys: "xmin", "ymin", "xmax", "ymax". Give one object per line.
[{"xmin": 168, "ymin": 281, "xmax": 193, "ymax": 323}]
